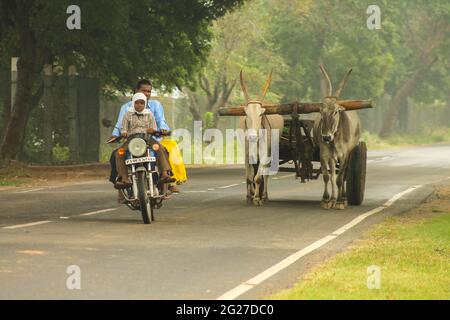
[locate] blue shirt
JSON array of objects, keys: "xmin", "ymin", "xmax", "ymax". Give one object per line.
[{"xmin": 112, "ymin": 99, "xmax": 170, "ymax": 140}]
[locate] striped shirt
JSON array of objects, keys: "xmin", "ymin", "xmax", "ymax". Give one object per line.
[{"xmin": 121, "ymin": 109, "xmax": 157, "ymax": 135}]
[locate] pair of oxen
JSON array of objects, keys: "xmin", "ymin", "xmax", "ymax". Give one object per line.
[{"xmin": 238, "ymin": 66, "xmax": 360, "ymax": 209}]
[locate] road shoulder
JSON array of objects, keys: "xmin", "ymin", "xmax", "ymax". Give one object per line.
[{"xmin": 268, "ymin": 183, "xmax": 450, "ymax": 300}]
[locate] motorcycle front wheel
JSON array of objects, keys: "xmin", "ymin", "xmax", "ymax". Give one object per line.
[{"xmin": 136, "ymin": 170, "xmax": 154, "ymax": 224}]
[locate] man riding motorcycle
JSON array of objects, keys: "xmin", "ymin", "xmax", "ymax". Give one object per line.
[
  {"xmin": 114, "ymin": 92, "xmax": 175, "ymax": 189},
  {"xmin": 108, "ymin": 79, "xmax": 180, "ymax": 193}
]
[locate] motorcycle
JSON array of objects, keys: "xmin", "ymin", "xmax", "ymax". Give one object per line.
[{"xmin": 107, "ymin": 131, "xmax": 172, "ymax": 224}]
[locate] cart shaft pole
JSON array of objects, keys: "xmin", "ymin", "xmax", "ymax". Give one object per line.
[{"xmin": 219, "ymin": 100, "xmax": 373, "ymax": 116}]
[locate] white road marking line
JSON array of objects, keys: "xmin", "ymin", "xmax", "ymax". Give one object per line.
[
  {"xmin": 16, "ymin": 188, "xmax": 45, "ymax": 194},
  {"xmin": 79, "ymin": 208, "xmax": 117, "ymax": 216},
  {"xmin": 184, "ymin": 190, "xmax": 208, "ymax": 193},
  {"xmin": 3, "ymin": 208, "xmax": 118, "ymax": 230},
  {"xmin": 219, "ymin": 184, "xmax": 240, "ymax": 189},
  {"xmin": 217, "ymin": 185, "xmax": 422, "ymax": 300},
  {"xmin": 208, "ymin": 188, "xmax": 215, "ymax": 191},
  {"xmin": 330, "ymin": 207, "xmax": 385, "ymax": 236},
  {"xmin": 383, "ymin": 185, "xmax": 422, "ymax": 207},
  {"xmin": 3, "ymin": 220, "xmax": 52, "ymax": 230},
  {"xmin": 12, "ymin": 181, "xmax": 109, "ymax": 194},
  {"xmin": 30, "ymin": 190, "xmax": 111, "ymax": 194}
]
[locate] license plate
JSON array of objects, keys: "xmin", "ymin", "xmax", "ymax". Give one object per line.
[{"xmin": 125, "ymin": 156, "xmax": 156, "ymax": 165}]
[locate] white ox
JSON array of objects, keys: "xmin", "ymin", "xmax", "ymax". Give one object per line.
[{"xmin": 238, "ymin": 71, "xmax": 284, "ymax": 206}]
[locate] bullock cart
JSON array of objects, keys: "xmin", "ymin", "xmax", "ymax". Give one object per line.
[{"xmin": 219, "ymin": 99, "xmax": 371, "ymax": 205}]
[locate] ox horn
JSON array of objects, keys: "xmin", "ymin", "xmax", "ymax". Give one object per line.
[
  {"xmin": 319, "ymin": 64, "xmax": 332, "ymax": 97},
  {"xmin": 334, "ymin": 68, "xmax": 353, "ymax": 98},
  {"xmin": 259, "ymin": 69, "xmax": 273, "ymax": 102},
  {"xmin": 240, "ymin": 70, "xmax": 250, "ymax": 102}
]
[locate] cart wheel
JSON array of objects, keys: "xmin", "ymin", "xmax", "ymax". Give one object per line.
[{"xmin": 347, "ymin": 141, "xmax": 367, "ymax": 206}]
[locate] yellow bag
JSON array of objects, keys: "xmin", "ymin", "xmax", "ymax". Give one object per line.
[{"xmin": 160, "ymin": 138, "xmax": 188, "ymax": 184}]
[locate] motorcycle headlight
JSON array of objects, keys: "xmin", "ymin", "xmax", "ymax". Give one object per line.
[{"xmin": 128, "ymin": 138, "xmax": 147, "ymax": 157}]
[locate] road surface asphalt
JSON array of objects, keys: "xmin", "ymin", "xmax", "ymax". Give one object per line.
[{"xmin": 0, "ymin": 144, "xmax": 449, "ymax": 299}]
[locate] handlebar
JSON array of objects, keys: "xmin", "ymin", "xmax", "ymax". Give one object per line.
[
  {"xmin": 106, "ymin": 130, "xmax": 171, "ymax": 144},
  {"xmin": 106, "ymin": 136, "xmax": 120, "ymax": 144}
]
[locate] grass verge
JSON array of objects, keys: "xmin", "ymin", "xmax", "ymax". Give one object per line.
[
  {"xmin": 0, "ymin": 161, "xmax": 109, "ymax": 189},
  {"xmin": 0, "ymin": 163, "xmax": 32, "ymax": 187},
  {"xmin": 269, "ymin": 186, "xmax": 450, "ymax": 300},
  {"xmin": 362, "ymin": 127, "xmax": 450, "ymax": 150}
]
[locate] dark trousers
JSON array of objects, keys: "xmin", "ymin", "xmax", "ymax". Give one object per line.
[{"xmin": 109, "ymin": 151, "xmax": 118, "ymax": 183}]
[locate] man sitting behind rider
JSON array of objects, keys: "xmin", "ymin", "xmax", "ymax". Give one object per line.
[
  {"xmin": 115, "ymin": 92, "xmax": 175, "ymax": 188},
  {"xmin": 109, "ymin": 79, "xmax": 180, "ymax": 193}
]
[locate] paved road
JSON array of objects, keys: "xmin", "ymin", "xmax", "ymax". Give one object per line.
[{"xmin": 0, "ymin": 144, "xmax": 449, "ymax": 299}]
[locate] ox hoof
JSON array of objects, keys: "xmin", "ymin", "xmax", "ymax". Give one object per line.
[
  {"xmin": 334, "ymin": 202, "xmax": 345, "ymax": 210},
  {"xmin": 253, "ymin": 199, "xmax": 264, "ymax": 206},
  {"xmin": 321, "ymin": 201, "xmax": 333, "ymax": 209}
]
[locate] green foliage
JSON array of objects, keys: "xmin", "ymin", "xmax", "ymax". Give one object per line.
[
  {"xmin": 184, "ymin": 0, "xmax": 287, "ymax": 126},
  {"xmin": 203, "ymin": 111, "xmax": 215, "ymax": 129},
  {"xmin": 52, "ymin": 143, "xmax": 70, "ymax": 163},
  {"xmin": 268, "ymin": 0, "xmax": 394, "ymax": 102},
  {"xmin": 20, "ymin": 103, "xmax": 45, "ymax": 163},
  {"xmin": 380, "ymin": 0, "xmax": 450, "ymax": 103},
  {"xmin": 177, "ymin": 109, "xmax": 195, "ymax": 131},
  {"xmin": 2, "ymin": 0, "xmax": 449, "ymax": 161},
  {"xmin": 204, "ymin": 0, "xmax": 449, "ymax": 136},
  {"xmin": 0, "ymin": 0, "xmax": 244, "ymax": 160},
  {"xmin": 205, "ymin": 0, "xmax": 286, "ymax": 101},
  {"xmin": 193, "ymin": 0, "xmax": 449, "ymax": 130},
  {"xmin": 0, "ymin": 0, "xmax": 244, "ymax": 92},
  {"xmin": 0, "ymin": 162, "xmax": 30, "ymax": 186}
]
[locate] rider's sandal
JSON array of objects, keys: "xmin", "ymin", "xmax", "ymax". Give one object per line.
[
  {"xmin": 114, "ymin": 181, "xmax": 132, "ymax": 189},
  {"xmin": 160, "ymin": 176, "xmax": 176, "ymax": 184}
]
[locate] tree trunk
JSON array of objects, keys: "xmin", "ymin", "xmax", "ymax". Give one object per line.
[
  {"xmin": 379, "ymin": 57, "xmax": 438, "ymax": 138},
  {"xmin": 212, "ymin": 79, "xmax": 235, "ymax": 128},
  {"xmin": 42, "ymin": 65, "xmax": 53, "ymax": 163},
  {"xmin": 185, "ymin": 89, "xmax": 202, "ymax": 121},
  {"xmin": 189, "ymin": 105, "xmax": 202, "ymax": 121},
  {"xmin": 0, "ymin": 64, "xmax": 11, "ymax": 131},
  {"xmin": 68, "ymin": 68, "xmax": 80, "ymax": 162},
  {"xmin": 0, "ymin": 1, "xmax": 44, "ymax": 160},
  {"xmin": 0, "ymin": 55, "xmax": 39, "ymax": 160},
  {"xmin": 446, "ymin": 103, "xmax": 450, "ymax": 128},
  {"xmin": 186, "ymin": 75, "xmax": 235, "ymax": 127}
]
